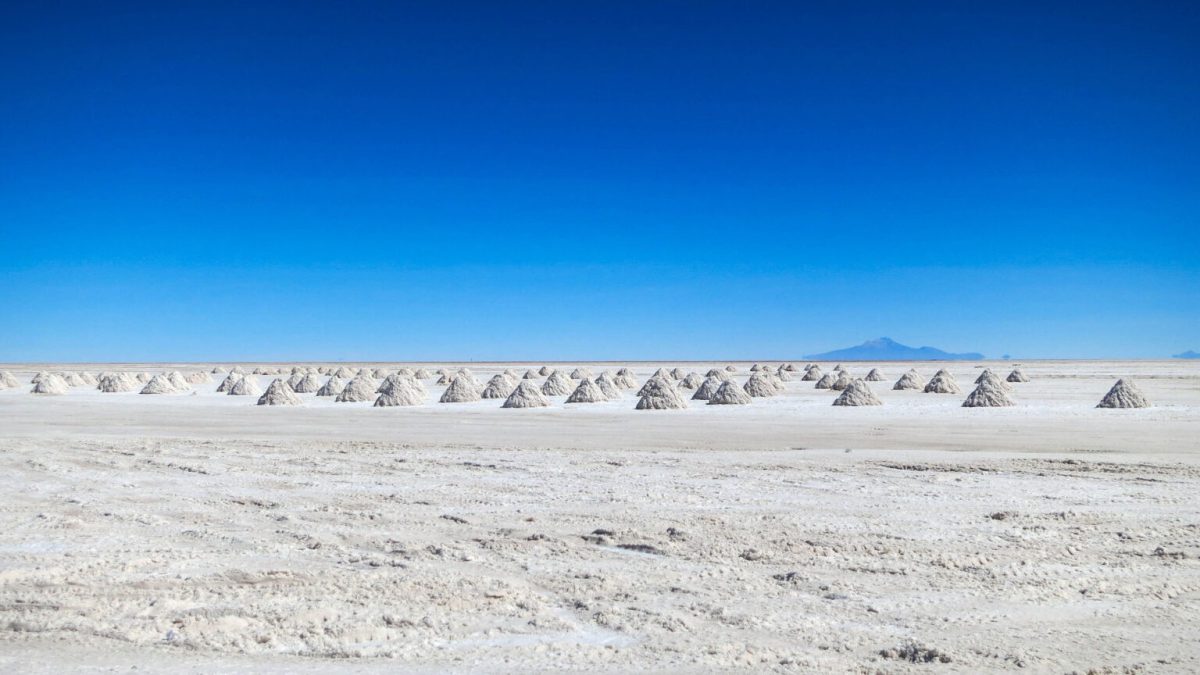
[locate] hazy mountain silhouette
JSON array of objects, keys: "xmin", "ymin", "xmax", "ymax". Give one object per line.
[
  {"xmin": 805, "ymin": 337, "xmax": 984, "ymax": 361},
  {"xmin": 1174, "ymin": 350, "xmax": 1200, "ymax": 359}
]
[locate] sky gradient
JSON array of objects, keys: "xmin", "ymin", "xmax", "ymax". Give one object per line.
[{"xmin": 1, "ymin": 1, "xmax": 1197, "ymax": 361}]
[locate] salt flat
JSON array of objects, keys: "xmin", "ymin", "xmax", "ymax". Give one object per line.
[{"xmin": 0, "ymin": 360, "xmax": 1197, "ymax": 672}]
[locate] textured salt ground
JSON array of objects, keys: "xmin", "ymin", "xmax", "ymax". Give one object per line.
[{"xmin": 1, "ymin": 439, "xmax": 1199, "ymax": 673}]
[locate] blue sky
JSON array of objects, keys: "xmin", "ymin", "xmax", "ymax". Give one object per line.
[{"xmin": 1, "ymin": 1, "xmax": 1196, "ymax": 361}]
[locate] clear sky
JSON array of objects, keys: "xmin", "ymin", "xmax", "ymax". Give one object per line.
[{"xmin": 1, "ymin": 1, "xmax": 1196, "ymax": 361}]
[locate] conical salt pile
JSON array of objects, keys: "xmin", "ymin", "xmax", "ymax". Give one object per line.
[
  {"xmin": 613, "ymin": 368, "xmax": 638, "ymax": 389},
  {"xmin": 637, "ymin": 376, "xmax": 670, "ymax": 397},
  {"xmin": 635, "ymin": 378, "xmax": 687, "ymax": 410},
  {"xmin": 286, "ymin": 372, "xmax": 305, "ymax": 389},
  {"xmin": 186, "ymin": 371, "xmax": 211, "ymax": 384},
  {"xmin": 744, "ymin": 372, "xmax": 781, "ymax": 397},
  {"xmin": 333, "ymin": 366, "xmax": 355, "ymax": 378},
  {"xmin": 481, "ymin": 374, "xmax": 516, "ymax": 399},
  {"xmin": 670, "ymin": 367, "xmax": 686, "ymax": 380},
  {"xmin": 374, "ymin": 378, "xmax": 426, "ymax": 406},
  {"xmin": 336, "ymin": 376, "xmax": 377, "ymax": 403},
  {"xmin": 436, "ymin": 372, "xmax": 453, "ymax": 385},
  {"xmin": 724, "ymin": 365, "xmax": 737, "ymax": 372},
  {"xmin": 833, "ymin": 364, "xmax": 846, "ymax": 372},
  {"xmin": 371, "ymin": 368, "xmax": 390, "ymax": 379},
  {"xmin": 974, "ymin": 369, "xmax": 996, "ymax": 384},
  {"xmin": 230, "ymin": 366, "xmax": 246, "ymax": 375},
  {"xmin": 708, "ymin": 380, "xmax": 751, "ymax": 405},
  {"xmin": 522, "ymin": 369, "xmax": 539, "ymax": 379},
  {"xmin": 502, "ymin": 380, "xmax": 551, "ymax": 408},
  {"xmin": 864, "ymin": 368, "xmax": 885, "ymax": 382},
  {"xmin": 257, "ymin": 379, "xmax": 302, "ymax": 406},
  {"xmin": 976, "ymin": 370, "xmax": 1012, "ymax": 392},
  {"xmin": 1007, "ymin": 368, "xmax": 1029, "ymax": 383},
  {"xmin": 594, "ymin": 372, "xmax": 621, "ymax": 399},
  {"xmin": 228, "ymin": 376, "xmax": 262, "ymax": 396},
  {"xmin": 140, "ymin": 374, "xmax": 177, "ymax": 395},
  {"xmin": 814, "ymin": 372, "xmax": 838, "ymax": 389},
  {"xmin": 750, "ymin": 363, "xmax": 763, "ymax": 372},
  {"xmin": 31, "ymin": 373, "xmax": 69, "ymax": 395},
  {"xmin": 97, "ymin": 373, "xmax": 138, "ymax": 392},
  {"xmin": 62, "ymin": 372, "xmax": 86, "ymax": 387},
  {"xmin": 775, "ymin": 367, "xmax": 792, "ymax": 382},
  {"xmin": 566, "ymin": 378, "xmax": 607, "ymax": 403},
  {"xmin": 254, "ymin": 367, "xmax": 270, "ymax": 375},
  {"xmin": 830, "ymin": 372, "xmax": 853, "ymax": 391},
  {"xmin": 414, "ymin": 368, "xmax": 432, "ymax": 379},
  {"xmin": 293, "ymin": 373, "xmax": 322, "ymax": 393},
  {"xmin": 801, "ymin": 366, "xmax": 822, "ymax": 382},
  {"xmin": 541, "ymin": 370, "xmax": 574, "ymax": 396},
  {"xmin": 316, "ymin": 375, "xmax": 345, "ymax": 397},
  {"xmin": 136, "ymin": 372, "xmax": 152, "ymax": 383},
  {"xmin": 705, "ymin": 368, "xmax": 724, "ymax": 378},
  {"xmin": 680, "ymin": 372, "xmax": 703, "ymax": 389},
  {"xmin": 893, "ymin": 369, "xmax": 925, "ymax": 390},
  {"xmin": 1097, "ymin": 379, "xmax": 1150, "ymax": 409},
  {"xmin": 1, "ymin": 371, "xmax": 22, "ymax": 388},
  {"xmin": 210, "ymin": 366, "xmax": 225, "ymax": 374},
  {"xmin": 924, "ymin": 372, "xmax": 960, "ymax": 394},
  {"xmin": 440, "ymin": 374, "xmax": 481, "ymax": 403},
  {"xmin": 651, "ymin": 368, "xmax": 671, "ymax": 380},
  {"xmin": 167, "ymin": 371, "xmax": 191, "ymax": 391},
  {"xmin": 963, "ymin": 381, "xmax": 1014, "ymax": 407},
  {"xmin": 215, "ymin": 372, "xmax": 241, "ymax": 392},
  {"xmin": 692, "ymin": 375, "xmax": 723, "ymax": 401},
  {"xmin": 833, "ymin": 379, "xmax": 882, "ymax": 406},
  {"xmin": 78, "ymin": 372, "xmax": 98, "ymax": 386},
  {"xmin": 538, "ymin": 366, "xmax": 552, "ymax": 376}
]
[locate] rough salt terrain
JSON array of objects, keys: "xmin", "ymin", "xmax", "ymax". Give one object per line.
[{"xmin": 0, "ymin": 360, "xmax": 1197, "ymax": 673}]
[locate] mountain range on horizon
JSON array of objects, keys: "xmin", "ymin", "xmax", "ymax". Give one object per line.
[
  {"xmin": 1174, "ymin": 350, "xmax": 1200, "ymax": 359},
  {"xmin": 805, "ymin": 337, "xmax": 985, "ymax": 361}
]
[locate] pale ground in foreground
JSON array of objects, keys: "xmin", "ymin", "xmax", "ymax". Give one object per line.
[{"xmin": 0, "ymin": 360, "xmax": 1197, "ymax": 673}]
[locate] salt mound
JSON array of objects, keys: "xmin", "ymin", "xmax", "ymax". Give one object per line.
[
  {"xmin": 708, "ymin": 380, "xmax": 751, "ymax": 405},
  {"xmin": 637, "ymin": 376, "xmax": 669, "ymax": 397},
  {"xmin": 481, "ymin": 374, "xmax": 516, "ymax": 399},
  {"xmin": 594, "ymin": 372, "xmax": 621, "ymax": 399},
  {"xmin": 833, "ymin": 364, "xmax": 846, "ymax": 372},
  {"xmin": 566, "ymin": 378, "xmax": 607, "ymax": 403},
  {"xmin": 775, "ymin": 367, "xmax": 792, "ymax": 382},
  {"xmin": 833, "ymin": 379, "xmax": 882, "ymax": 406},
  {"xmin": 635, "ymin": 378, "xmax": 687, "ymax": 410},
  {"xmin": 692, "ymin": 375, "xmax": 723, "ymax": 400},
  {"xmin": 502, "ymin": 380, "xmax": 551, "ymax": 408},
  {"xmin": 1097, "ymin": 379, "xmax": 1149, "ymax": 409},
  {"xmin": 538, "ymin": 366, "xmax": 552, "ymax": 376},
  {"xmin": 167, "ymin": 371, "xmax": 191, "ymax": 391},
  {"xmin": 316, "ymin": 376, "xmax": 345, "ymax": 397},
  {"xmin": 211, "ymin": 366, "xmax": 225, "ymax": 374},
  {"xmin": 456, "ymin": 368, "xmax": 481, "ymax": 387},
  {"xmin": 893, "ymin": 369, "xmax": 925, "ymax": 390},
  {"xmin": 215, "ymin": 373, "xmax": 241, "ymax": 392},
  {"xmin": 680, "ymin": 372, "xmax": 703, "ymax": 389},
  {"xmin": 963, "ymin": 381, "xmax": 1014, "ymax": 407},
  {"xmin": 724, "ymin": 365, "xmax": 737, "ymax": 372},
  {"xmin": 924, "ymin": 372, "xmax": 960, "ymax": 394},
  {"xmin": 186, "ymin": 371, "xmax": 211, "ymax": 384},
  {"xmin": 372, "ymin": 368, "xmax": 390, "ymax": 379},
  {"xmin": 31, "ymin": 373, "xmax": 69, "ymax": 395},
  {"xmin": 670, "ymin": 367, "xmax": 686, "ymax": 380},
  {"xmin": 374, "ymin": 380, "xmax": 425, "ymax": 406},
  {"xmin": 522, "ymin": 369, "xmax": 539, "ymax": 379},
  {"xmin": 830, "ymin": 372, "xmax": 853, "ymax": 391},
  {"xmin": 258, "ymin": 379, "xmax": 302, "ymax": 406},
  {"xmin": 864, "ymin": 368, "xmax": 885, "ymax": 382},
  {"xmin": 435, "ymin": 372, "xmax": 453, "ymax": 385},
  {"xmin": 814, "ymin": 372, "xmax": 838, "ymax": 389},
  {"xmin": 743, "ymin": 372, "xmax": 781, "ymax": 397},
  {"xmin": 440, "ymin": 375, "xmax": 481, "ymax": 403},
  {"xmin": 63, "ymin": 372, "xmax": 86, "ymax": 387},
  {"xmin": 228, "ymin": 376, "xmax": 262, "ymax": 396},
  {"xmin": 976, "ymin": 370, "xmax": 1012, "ymax": 392},
  {"xmin": 613, "ymin": 368, "xmax": 638, "ymax": 389},
  {"xmin": 293, "ymin": 373, "xmax": 322, "ymax": 393},
  {"xmin": 286, "ymin": 372, "xmax": 305, "ymax": 389},
  {"xmin": 336, "ymin": 376, "xmax": 377, "ymax": 403},
  {"xmin": 801, "ymin": 366, "xmax": 823, "ymax": 382},
  {"xmin": 541, "ymin": 371, "xmax": 574, "ymax": 396},
  {"xmin": 333, "ymin": 366, "xmax": 355, "ymax": 378},
  {"xmin": 139, "ymin": 374, "xmax": 177, "ymax": 395},
  {"xmin": 136, "ymin": 372, "xmax": 152, "ymax": 383},
  {"xmin": 78, "ymin": 372, "xmax": 98, "ymax": 386},
  {"xmin": 414, "ymin": 368, "xmax": 432, "ymax": 379},
  {"xmin": 750, "ymin": 363, "xmax": 763, "ymax": 372},
  {"xmin": 705, "ymin": 368, "xmax": 724, "ymax": 378},
  {"xmin": 253, "ymin": 367, "xmax": 271, "ymax": 375},
  {"xmin": 974, "ymin": 369, "xmax": 996, "ymax": 384},
  {"xmin": 1007, "ymin": 368, "xmax": 1029, "ymax": 383},
  {"xmin": 97, "ymin": 373, "xmax": 138, "ymax": 392},
  {"xmin": 651, "ymin": 368, "xmax": 671, "ymax": 380},
  {"xmin": 230, "ymin": 366, "xmax": 246, "ymax": 376},
  {"xmin": 1, "ymin": 371, "xmax": 21, "ymax": 388}
]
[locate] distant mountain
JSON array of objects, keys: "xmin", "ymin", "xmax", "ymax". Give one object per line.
[
  {"xmin": 1174, "ymin": 350, "xmax": 1200, "ymax": 359},
  {"xmin": 805, "ymin": 337, "xmax": 984, "ymax": 361}
]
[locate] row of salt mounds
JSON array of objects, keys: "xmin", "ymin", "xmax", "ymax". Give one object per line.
[
  {"xmin": 801, "ymin": 365, "xmax": 823, "ymax": 382},
  {"xmin": 1007, "ymin": 367, "xmax": 1030, "ymax": 383},
  {"xmin": 0, "ymin": 371, "xmax": 21, "ymax": 388},
  {"xmin": 541, "ymin": 370, "xmax": 574, "ymax": 396},
  {"xmin": 924, "ymin": 369, "xmax": 960, "ymax": 394},
  {"xmin": 502, "ymin": 380, "xmax": 550, "ymax": 408},
  {"xmin": 962, "ymin": 380, "xmax": 1014, "ymax": 407},
  {"xmin": 337, "ymin": 374, "xmax": 378, "ymax": 403},
  {"xmin": 375, "ymin": 374, "xmax": 427, "ymax": 407},
  {"xmin": 316, "ymin": 375, "xmax": 346, "ymax": 397},
  {"xmin": 258, "ymin": 378, "xmax": 301, "ymax": 406},
  {"xmin": 1097, "ymin": 379, "xmax": 1150, "ymax": 408},
  {"xmin": 440, "ymin": 374, "xmax": 481, "ymax": 403},
  {"xmin": 613, "ymin": 368, "xmax": 638, "ymax": 389},
  {"xmin": 98, "ymin": 372, "xmax": 139, "ymax": 392},
  {"xmin": 31, "ymin": 373, "xmax": 70, "ymax": 395},
  {"xmin": 228, "ymin": 376, "xmax": 262, "ymax": 396},
  {"xmin": 744, "ymin": 371, "xmax": 783, "ymax": 397},
  {"xmin": 636, "ymin": 377, "xmax": 688, "ymax": 410},
  {"xmin": 893, "ymin": 369, "xmax": 925, "ymax": 390},
  {"xmin": 691, "ymin": 375, "xmax": 724, "ymax": 401},
  {"xmin": 833, "ymin": 379, "xmax": 882, "ymax": 406},
  {"xmin": 566, "ymin": 378, "xmax": 607, "ymax": 403},
  {"xmin": 708, "ymin": 380, "xmax": 751, "ymax": 405},
  {"xmin": 864, "ymin": 368, "xmax": 885, "ymax": 382}
]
